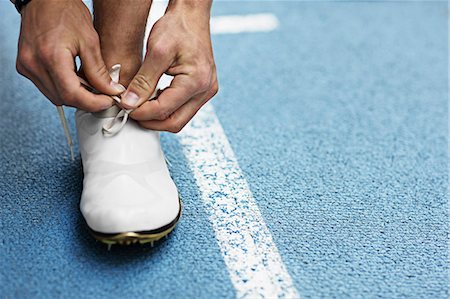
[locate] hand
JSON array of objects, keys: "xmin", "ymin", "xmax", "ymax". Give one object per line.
[
  {"xmin": 16, "ymin": 0, "xmax": 125, "ymax": 111},
  {"xmin": 122, "ymin": 3, "xmax": 219, "ymax": 133}
]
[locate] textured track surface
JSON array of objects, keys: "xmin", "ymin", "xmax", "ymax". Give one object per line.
[{"xmin": 1, "ymin": 1, "xmax": 448, "ymax": 298}]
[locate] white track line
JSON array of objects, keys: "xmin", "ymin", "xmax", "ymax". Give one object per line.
[
  {"xmin": 146, "ymin": 3, "xmax": 279, "ymax": 39},
  {"xmin": 177, "ymin": 103, "xmax": 299, "ymax": 299},
  {"xmin": 211, "ymin": 13, "xmax": 279, "ymax": 34},
  {"xmin": 151, "ymin": 3, "xmax": 297, "ymax": 298}
]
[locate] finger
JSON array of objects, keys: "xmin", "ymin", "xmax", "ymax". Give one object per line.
[
  {"xmin": 38, "ymin": 66, "xmax": 62, "ymax": 105},
  {"xmin": 16, "ymin": 51, "xmax": 61, "ymax": 105},
  {"xmin": 129, "ymin": 74, "xmax": 197, "ymax": 121},
  {"xmin": 121, "ymin": 44, "xmax": 173, "ymax": 109},
  {"xmin": 79, "ymin": 35, "xmax": 125, "ymax": 95},
  {"xmin": 138, "ymin": 84, "xmax": 217, "ymax": 133},
  {"xmin": 63, "ymin": 88, "xmax": 116, "ymax": 112},
  {"xmin": 47, "ymin": 49, "xmax": 114, "ymax": 112},
  {"xmin": 18, "ymin": 61, "xmax": 62, "ymax": 105},
  {"xmin": 29, "ymin": 74, "xmax": 60, "ymax": 106}
]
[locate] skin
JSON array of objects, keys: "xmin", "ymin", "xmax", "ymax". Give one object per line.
[
  {"xmin": 124, "ymin": 0, "xmax": 219, "ymax": 133},
  {"xmin": 92, "ymin": 0, "xmax": 151, "ymax": 87},
  {"xmin": 16, "ymin": 0, "xmax": 218, "ymax": 133},
  {"xmin": 16, "ymin": 0, "xmax": 123, "ymax": 112}
]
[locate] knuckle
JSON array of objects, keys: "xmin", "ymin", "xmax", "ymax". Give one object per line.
[
  {"xmin": 132, "ymin": 73, "xmax": 153, "ymax": 92},
  {"xmin": 17, "ymin": 49, "xmax": 34, "ymax": 69},
  {"xmin": 211, "ymin": 80, "xmax": 219, "ymax": 96},
  {"xmin": 15, "ymin": 61, "xmax": 26, "ymax": 76},
  {"xmin": 150, "ymin": 42, "xmax": 169, "ymax": 59},
  {"xmin": 167, "ymin": 120, "xmax": 184, "ymax": 133},
  {"xmin": 92, "ymin": 64, "xmax": 109, "ymax": 77},
  {"xmin": 60, "ymin": 89, "xmax": 76, "ymax": 105},
  {"xmin": 155, "ymin": 108, "xmax": 171, "ymax": 121},
  {"xmin": 195, "ymin": 66, "xmax": 213, "ymax": 92},
  {"xmin": 37, "ymin": 43, "xmax": 53, "ymax": 61}
]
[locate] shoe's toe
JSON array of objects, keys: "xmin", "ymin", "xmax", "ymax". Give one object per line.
[{"xmin": 80, "ymin": 169, "xmax": 180, "ymax": 234}]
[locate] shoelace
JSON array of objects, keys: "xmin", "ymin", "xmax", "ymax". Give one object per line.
[
  {"xmin": 57, "ymin": 64, "xmax": 132, "ymax": 160},
  {"xmin": 57, "ymin": 64, "xmax": 165, "ymax": 161}
]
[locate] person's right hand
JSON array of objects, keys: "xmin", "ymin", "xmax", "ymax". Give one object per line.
[{"xmin": 16, "ymin": 0, "xmax": 125, "ymax": 112}]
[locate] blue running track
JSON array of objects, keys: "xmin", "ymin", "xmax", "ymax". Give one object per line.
[{"xmin": 1, "ymin": 1, "xmax": 448, "ymax": 298}]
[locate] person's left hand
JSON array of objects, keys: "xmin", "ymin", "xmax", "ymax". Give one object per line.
[{"xmin": 120, "ymin": 5, "xmax": 218, "ymax": 133}]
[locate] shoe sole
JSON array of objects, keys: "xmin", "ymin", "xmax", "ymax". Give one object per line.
[{"xmin": 87, "ymin": 200, "xmax": 182, "ymax": 247}]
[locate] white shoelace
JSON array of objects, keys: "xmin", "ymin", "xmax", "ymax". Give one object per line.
[{"xmin": 57, "ymin": 64, "xmax": 132, "ymax": 160}]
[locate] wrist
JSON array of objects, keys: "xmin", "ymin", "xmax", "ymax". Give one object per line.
[{"xmin": 167, "ymin": 0, "xmax": 212, "ymax": 22}]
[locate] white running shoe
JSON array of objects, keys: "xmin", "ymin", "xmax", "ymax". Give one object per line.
[{"xmin": 73, "ymin": 65, "xmax": 181, "ymax": 246}]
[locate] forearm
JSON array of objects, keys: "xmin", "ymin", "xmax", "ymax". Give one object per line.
[
  {"xmin": 93, "ymin": 0, "xmax": 152, "ymax": 85},
  {"xmin": 166, "ymin": 0, "xmax": 212, "ymax": 25},
  {"xmin": 167, "ymin": 0, "xmax": 212, "ymax": 15}
]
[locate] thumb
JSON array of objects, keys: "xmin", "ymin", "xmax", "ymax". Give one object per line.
[
  {"xmin": 121, "ymin": 48, "xmax": 171, "ymax": 109},
  {"xmin": 79, "ymin": 38, "xmax": 125, "ymax": 95}
]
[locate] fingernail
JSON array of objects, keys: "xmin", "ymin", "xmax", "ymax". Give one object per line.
[
  {"xmin": 110, "ymin": 81, "xmax": 126, "ymax": 93},
  {"xmin": 122, "ymin": 91, "xmax": 139, "ymax": 107}
]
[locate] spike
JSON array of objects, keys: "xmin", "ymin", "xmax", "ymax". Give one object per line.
[{"xmin": 107, "ymin": 244, "xmax": 112, "ymax": 251}]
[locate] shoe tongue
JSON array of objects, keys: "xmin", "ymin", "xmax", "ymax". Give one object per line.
[{"xmin": 93, "ymin": 105, "xmax": 121, "ymax": 119}]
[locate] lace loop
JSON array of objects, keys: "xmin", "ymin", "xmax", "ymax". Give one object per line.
[
  {"xmin": 78, "ymin": 65, "xmax": 130, "ymax": 137},
  {"xmin": 57, "ymin": 64, "xmax": 128, "ymax": 160},
  {"xmin": 100, "ymin": 94, "xmax": 133, "ymax": 136},
  {"xmin": 57, "ymin": 64, "xmax": 159, "ymax": 159}
]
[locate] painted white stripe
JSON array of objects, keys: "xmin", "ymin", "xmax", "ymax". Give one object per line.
[
  {"xmin": 211, "ymin": 14, "xmax": 279, "ymax": 34},
  {"xmin": 146, "ymin": 3, "xmax": 279, "ymax": 39},
  {"xmin": 151, "ymin": 3, "xmax": 297, "ymax": 298},
  {"xmin": 177, "ymin": 103, "xmax": 299, "ymax": 299}
]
